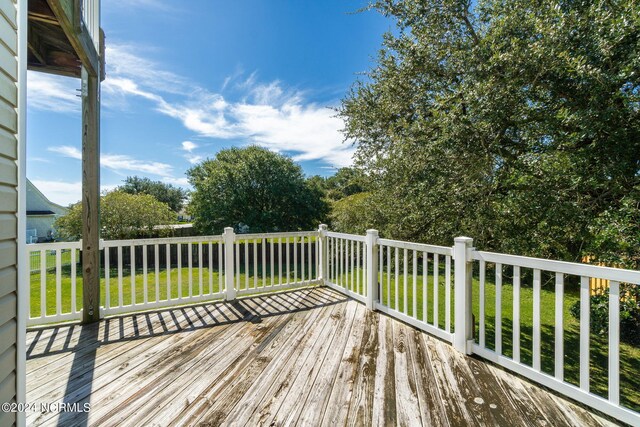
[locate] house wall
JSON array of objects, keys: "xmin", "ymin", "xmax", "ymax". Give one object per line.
[
  {"xmin": 26, "ymin": 180, "xmax": 68, "ymax": 241},
  {"xmin": 26, "ymin": 215, "xmax": 57, "ymax": 242},
  {"xmin": 0, "ymin": 0, "xmax": 18, "ymax": 425}
]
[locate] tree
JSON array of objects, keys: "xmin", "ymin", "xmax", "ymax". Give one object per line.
[
  {"xmin": 187, "ymin": 146, "xmax": 329, "ymax": 234},
  {"xmin": 339, "ymin": 0, "xmax": 640, "ymax": 261},
  {"xmin": 329, "ymin": 192, "xmax": 378, "ymax": 235},
  {"xmin": 308, "ymin": 167, "xmax": 367, "ymax": 202},
  {"xmin": 54, "ymin": 191, "xmax": 176, "ymax": 240},
  {"xmin": 118, "ymin": 176, "xmax": 188, "ymax": 212}
]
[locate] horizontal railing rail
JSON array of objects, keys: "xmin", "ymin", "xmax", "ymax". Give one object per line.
[{"xmin": 25, "ymin": 225, "xmax": 640, "ymax": 424}]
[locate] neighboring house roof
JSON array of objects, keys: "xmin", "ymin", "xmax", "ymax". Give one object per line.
[{"xmin": 26, "ymin": 179, "xmax": 68, "ymax": 216}]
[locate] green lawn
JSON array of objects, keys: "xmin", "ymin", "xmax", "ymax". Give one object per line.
[
  {"xmin": 29, "ymin": 262, "xmax": 317, "ymax": 317},
  {"xmin": 29, "ymin": 249, "xmax": 74, "ymax": 272},
  {"xmin": 30, "ymin": 259, "xmax": 639, "ymax": 411}
]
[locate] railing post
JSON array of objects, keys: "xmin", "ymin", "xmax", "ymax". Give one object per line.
[
  {"xmin": 454, "ymin": 236, "xmax": 474, "ymax": 354},
  {"xmin": 318, "ymin": 224, "xmax": 328, "ymax": 283},
  {"xmin": 365, "ymin": 229, "xmax": 379, "ymax": 310},
  {"xmin": 223, "ymin": 227, "xmax": 236, "ymax": 301}
]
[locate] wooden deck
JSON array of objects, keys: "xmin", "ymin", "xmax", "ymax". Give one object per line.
[{"xmin": 26, "ymin": 287, "xmax": 618, "ymax": 426}]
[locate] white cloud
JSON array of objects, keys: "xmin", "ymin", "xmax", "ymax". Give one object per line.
[
  {"xmin": 150, "ymin": 79, "xmax": 355, "ymax": 167},
  {"xmin": 27, "ymin": 73, "xmax": 80, "ymax": 113},
  {"xmin": 105, "ymin": 44, "xmax": 189, "ymax": 95},
  {"xmin": 185, "ymin": 154, "xmax": 203, "ymax": 165},
  {"xmin": 48, "ymin": 145, "xmax": 175, "ymax": 177},
  {"xmin": 161, "ymin": 176, "xmax": 190, "ymax": 187},
  {"xmin": 250, "ymin": 81, "xmax": 285, "ymax": 105},
  {"xmin": 181, "ymin": 141, "xmax": 197, "ymax": 152},
  {"xmin": 102, "ymin": 153, "xmax": 174, "ymax": 176},
  {"xmin": 33, "ymin": 43, "xmax": 356, "ymax": 168},
  {"xmin": 48, "ymin": 145, "xmax": 82, "ymax": 159}
]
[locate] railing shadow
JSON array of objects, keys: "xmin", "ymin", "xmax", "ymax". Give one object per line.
[
  {"xmin": 56, "ymin": 321, "xmax": 98, "ymax": 427},
  {"xmin": 27, "ymin": 286, "xmax": 347, "ymax": 360}
]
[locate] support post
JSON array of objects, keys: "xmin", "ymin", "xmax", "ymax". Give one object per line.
[
  {"xmin": 365, "ymin": 229, "xmax": 379, "ymax": 310},
  {"xmin": 81, "ymin": 65, "xmax": 100, "ymax": 323},
  {"xmin": 454, "ymin": 236, "xmax": 474, "ymax": 354},
  {"xmin": 318, "ymin": 224, "xmax": 328, "ymax": 283},
  {"xmin": 223, "ymin": 227, "xmax": 236, "ymax": 301}
]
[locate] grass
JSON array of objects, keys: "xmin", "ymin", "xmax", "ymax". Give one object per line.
[
  {"xmin": 29, "ymin": 262, "xmax": 317, "ymax": 317},
  {"xmin": 30, "ymin": 258, "xmax": 639, "ymax": 412},
  {"xmin": 29, "ymin": 249, "xmax": 73, "ymax": 272}
]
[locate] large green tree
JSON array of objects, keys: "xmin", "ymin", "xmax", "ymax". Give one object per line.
[
  {"xmin": 187, "ymin": 146, "xmax": 329, "ymax": 234},
  {"xmin": 118, "ymin": 176, "xmax": 188, "ymax": 213},
  {"xmin": 54, "ymin": 191, "xmax": 175, "ymax": 240},
  {"xmin": 340, "ymin": 0, "xmax": 640, "ymax": 263}
]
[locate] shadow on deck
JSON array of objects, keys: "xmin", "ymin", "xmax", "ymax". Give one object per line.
[{"xmin": 26, "ymin": 287, "xmax": 617, "ymax": 426}]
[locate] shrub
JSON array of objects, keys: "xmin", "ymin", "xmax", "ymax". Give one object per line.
[{"xmin": 570, "ymin": 285, "xmax": 640, "ymax": 345}]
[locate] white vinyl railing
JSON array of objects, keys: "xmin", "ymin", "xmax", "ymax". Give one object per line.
[
  {"xmin": 26, "ymin": 226, "xmax": 640, "ymax": 425},
  {"xmin": 375, "ymin": 237, "xmax": 454, "ymax": 343},
  {"xmin": 80, "ymin": 0, "xmax": 100, "ymax": 48},
  {"xmin": 27, "ymin": 228, "xmax": 321, "ymax": 325},
  {"xmin": 27, "ymin": 241, "xmax": 82, "ymax": 326},
  {"xmin": 232, "ymin": 231, "xmax": 319, "ymax": 297},
  {"xmin": 101, "ymin": 235, "xmax": 226, "ymax": 316},
  {"xmin": 469, "ymin": 249, "xmax": 640, "ymax": 426},
  {"xmin": 324, "ymin": 231, "xmax": 367, "ymax": 303}
]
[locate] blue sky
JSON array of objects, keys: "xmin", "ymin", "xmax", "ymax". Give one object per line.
[{"xmin": 27, "ymin": 0, "xmax": 391, "ymax": 206}]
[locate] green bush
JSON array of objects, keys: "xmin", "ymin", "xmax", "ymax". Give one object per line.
[{"xmin": 570, "ymin": 285, "xmax": 640, "ymax": 345}]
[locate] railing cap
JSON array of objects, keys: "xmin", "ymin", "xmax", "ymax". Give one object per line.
[{"xmin": 454, "ymin": 236, "xmax": 473, "ymax": 244}]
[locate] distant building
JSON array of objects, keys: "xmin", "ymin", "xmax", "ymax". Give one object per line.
[{"xmin": 26, "ymin": 179, "xmax": 68, "ymax": 243}]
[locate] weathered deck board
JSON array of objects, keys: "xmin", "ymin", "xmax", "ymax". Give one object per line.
[{"xmin": 26, "ymin": 287, "xmax": 619, "ymax": 426}]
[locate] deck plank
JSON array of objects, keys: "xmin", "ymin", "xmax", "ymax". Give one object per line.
[
  {"xmin": 292, "ymin": 297, "xmax": 360, "ymax": 426},
  {"xmin": 345, "ymin": 309, "xmax": 379, "ymax": 426},
  {"xmin": 393, "ymin": 321, "xmax": 423, "ymax": 426},
  {"xmin": 372, "ymin": 312, "xmax": 397, "ymax": 427},
  {"xmin": 25, "ymin": 287, "xmax": 620, "ymax": 427},
  {"xmin": 243, "ymin": 299, "xmax": 345, "ymax": 426},
  {"xmin": 266, "ymin": 294, "xmax": 355, "ymax": 426},
  {"xmin": 165, "ymin": 290, "xmax": 332, "ymax": 426},
  {"xmin": 319, "ymin": 302, "xmax": 368, "ymax": 426},
  {"xmin": 406, "ymin": 325, "xmax": 449, "ymax": 426},
  {"xmin": 223, "ymin": 297, "xmax": 341, "ymax": 426}
]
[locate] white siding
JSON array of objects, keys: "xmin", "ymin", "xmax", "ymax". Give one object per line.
[{"xmin": 0, "ymin": 0, "xmax": 17, "ymax": 425}]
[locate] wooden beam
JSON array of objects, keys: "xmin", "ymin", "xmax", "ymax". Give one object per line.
[
  {"xmin": 81, "ymin": 65, "xmax": 100, "ymax": 323},
  {"xmin": 27, "ymin": 13, "xmax": 59, "ymax": 26},
  {"xmin": 27, "ymin": 26, "xmax": 47, "ymax": 65},
  {"xmin": 46, "ymin": 0, "xmax": 99, "ymax": 77},
  {"xmin": 28, "ymin": 0, "xmax": 59, "ymax": 25},
  {"xmin": 27, "ymin": 63, "xmax": 80, "ymax": 79}
]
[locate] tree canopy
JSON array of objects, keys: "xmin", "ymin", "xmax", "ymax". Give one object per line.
[
  {"xmin": 54, "ymin": 191, "xmax": 176, "ymax": 240},
  {"xmin": 187, "ymin": 146, "xmax": 329, "ymax": 234},
  {"xmin": 307, "ymin": 167, "xmax": 367, "ymax": 202},
  {"xmin": 118, "ymin": 176, "xmax": 188, "ymax": 212},
  {"xmin": 339, "ymin": 0, "xmax": 640, "ymax": 265}
]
